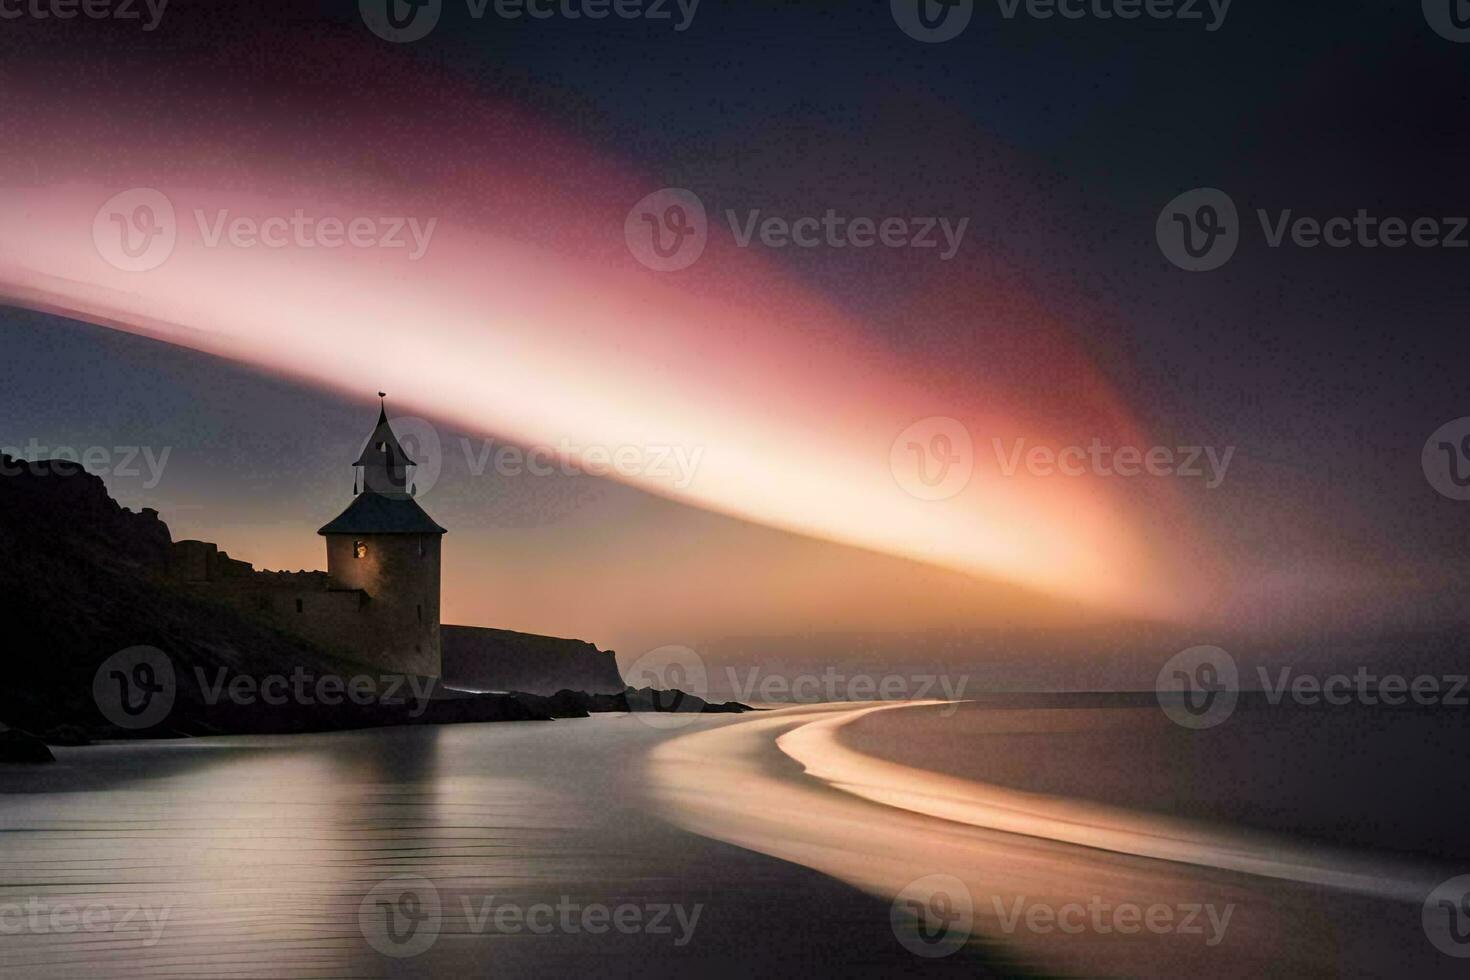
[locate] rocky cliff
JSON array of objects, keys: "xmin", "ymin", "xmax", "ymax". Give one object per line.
[
  {"xmin": 442, "ymin": 625, "xmax": 626, "ymax": 695},
  {"xmin": 0, "ymin": 455, "xmax": 744, "ymax": 743}
]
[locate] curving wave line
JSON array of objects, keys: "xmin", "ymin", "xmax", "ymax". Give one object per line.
[
  {"xmin": 644, "ymin": 701, "xmax": 1443, "ymax": 974},
  {"xmin": 772, "ymin": 701, "xmax": 1433, "ymax": 903}
]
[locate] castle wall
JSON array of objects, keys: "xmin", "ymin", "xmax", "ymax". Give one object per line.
[
  {"xmin": 186, "ymin": 582, "xmax": 369, "ymax": 660},
  {"xmin": 169, "ymin": 536, "xmax": 442, "ymax": 679}
]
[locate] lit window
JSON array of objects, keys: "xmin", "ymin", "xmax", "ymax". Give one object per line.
[{"xmin": 354, "ymin": 540, "xmax": 367, "ymax": 559}]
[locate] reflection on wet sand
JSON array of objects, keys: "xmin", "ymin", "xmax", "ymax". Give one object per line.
[
  {"xmin": 0, "ymin": 716, "xmax": 1000, "ymax": 979},
  {"xmin": 646, "ymin": 701, "xmax": 1460, "ymax": 978},
  {"xmin": 0, "ymin": 729, "xmax": 451, "ymax": 977}
]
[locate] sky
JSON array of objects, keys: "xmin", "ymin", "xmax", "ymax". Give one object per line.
[{"xmin": 1, "ymin": 1, "xmax": 1468, "ymax": 675}]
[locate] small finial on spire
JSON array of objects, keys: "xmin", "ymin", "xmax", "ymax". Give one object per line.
[{"xmin": 378, "ymin": 391, "xmax": 387, "ymax": 399}]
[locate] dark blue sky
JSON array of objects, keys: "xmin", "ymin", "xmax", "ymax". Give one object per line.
[{"xmin": 3, "ymin": 0, "xmax": 1470, "ymax": 657}]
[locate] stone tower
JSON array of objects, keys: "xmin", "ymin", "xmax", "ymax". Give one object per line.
[{"xmin": 318, "ymin": 398, "xmax": 446, "ymax": 678}]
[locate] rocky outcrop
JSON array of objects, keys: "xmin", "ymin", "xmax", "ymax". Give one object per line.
[
  {"xmin": 0, "ymin": 458, "xmax": 558, "ymax": 738},
  {"xmin": 442, "ymin": 625, "xmax": 627, "ymax": 695},
  {"xmin": 514, "ymin": 688, "xmax": 753, "ymax": 718},
  {"xmin": 0, "ymin": 454, "xmax": 740, "ymax": 740},
  {"xmin": 0, "ymin": 729, "xmax": 55, "ymax": 764}
]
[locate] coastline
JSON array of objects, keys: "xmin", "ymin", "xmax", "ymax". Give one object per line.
[
  {"xmin": 644, "ymin": 699, "xmax": 1460, "ymax": 978},
  {"xmin": 5, "ymin": 699, "xmax": 1461, "ymax": 977}
]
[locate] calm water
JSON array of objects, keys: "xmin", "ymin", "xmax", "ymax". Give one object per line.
[
  {"xmin": 649, "ymin": 700, "xmax": 1470, "ymax": 978},
  {"xmin": 6, "ymin": 701, "xmax": 1468, "ymax": 978},
  {"xmin": 841, "ymin": 697, "xmax": 1470, "ymax": 861}
]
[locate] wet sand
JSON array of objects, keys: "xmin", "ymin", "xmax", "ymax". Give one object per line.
[
  {"xmin": 0, "ymin": 712, "xmax": 1000, "ymax": 979},
  {"xmin": 4, "ymin": 701, "xmax": 1464, "ymax": 977},
  {"xmin": 646, "ymin": 701, "xmax": 1468, "ymax": 978}
]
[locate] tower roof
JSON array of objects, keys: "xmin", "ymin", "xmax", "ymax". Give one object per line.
[
  {"xmin": 318, "ymin": 493, "xmax": 447, "ymax": 536},
  {"xmin": 353, "ymin": 403, "xmax": 416, "ymax": 468}
]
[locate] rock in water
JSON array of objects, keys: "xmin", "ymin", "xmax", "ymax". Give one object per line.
[{"xmin": 0, "ymin": 729, "xmax": 56, "ymax": 763}]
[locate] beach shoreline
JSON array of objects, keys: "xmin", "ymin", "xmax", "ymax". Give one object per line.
[
  {"xmin": 645, "ymin": 699, "xmax": 1462, "ymax": 978},
  {"xmin": 0, "ymin": 710, "xmax": 998, "ymax": 978}
]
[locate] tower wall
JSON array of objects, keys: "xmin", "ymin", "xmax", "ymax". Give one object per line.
[{"xmin": 323, "ymin": 532, "xmax": 441, "ymax": 677}]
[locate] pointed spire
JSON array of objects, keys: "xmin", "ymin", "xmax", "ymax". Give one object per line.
[{"xmin": 353, "ymin": 394, "xmax": 415, "ymax": 495}]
